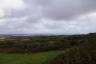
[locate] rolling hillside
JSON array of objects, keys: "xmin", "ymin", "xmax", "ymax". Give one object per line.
[{"xmin": 0, "ymin": 33, "xmax": 96, "ymax": 64}]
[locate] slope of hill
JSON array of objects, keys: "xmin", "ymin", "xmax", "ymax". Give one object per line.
[
  {"xmin": 0, "ymin": 50, "xmax": 65, "ymax": 64},
  {"xmin": 49, "ymin": 34, "xmax": 96, "ymax": 64}
]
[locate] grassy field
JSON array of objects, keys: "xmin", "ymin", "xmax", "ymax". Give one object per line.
[{"xmin": 0, "ymin": 50, "xmax": 65, "ymax": 64}]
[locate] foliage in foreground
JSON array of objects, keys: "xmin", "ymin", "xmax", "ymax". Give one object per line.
[{"xmin": 49, "ymin": 37, "xmax": 96, "ymax": 64}]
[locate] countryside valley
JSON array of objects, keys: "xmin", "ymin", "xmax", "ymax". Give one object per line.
[{"xmin": 0, "ymin": 33, "xmax": 95, "ymax": 64}]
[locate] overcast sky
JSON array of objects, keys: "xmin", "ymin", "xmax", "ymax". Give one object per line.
[{"xmin": 0, "ymin": 0, "xmax": 96, "ymax": 35}]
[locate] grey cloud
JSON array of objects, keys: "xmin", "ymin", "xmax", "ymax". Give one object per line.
[
  {"xmin": 42, "ymin": 0, "xmax": 96, "ymax": 20},
  {"xmin": 27, "ymin": 0, "xmax": 52, "ymax": 6},
  {"xmin": 0, "ymin": 0, "xmax": 96, "ymax": 35}
]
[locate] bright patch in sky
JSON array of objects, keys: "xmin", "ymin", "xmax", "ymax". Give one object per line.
[
  {"xmin": 0, "ymin": 9, "xmax": 5, "ymax": 17},
  {"xmin": 0, "ymin": 0, "xmax": 25, "ymax": 17},
  {"xmin": 0, "ymin": 0, "xmax": 25, "ymax": 9}
]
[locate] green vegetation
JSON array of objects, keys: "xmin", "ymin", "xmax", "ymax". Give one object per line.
[
  {"xmin": 0, "ymin": 35, "xmax": 82, "ymax": 53},
  {"xmin": 0, "ymin": 50, "xmax": 65, "ymax": 64},
  {"xmin": 0, "ymin": 33, "xmax": 96, "ymax": 64},
  {"xmin": 49, "ymin": 36, "xmax": 96, "ymax": 64}
]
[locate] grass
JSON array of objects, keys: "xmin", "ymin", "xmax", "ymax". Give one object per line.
[{"xmin": 0, "ymin": 50, "xmax": 65, "ymax": 64}]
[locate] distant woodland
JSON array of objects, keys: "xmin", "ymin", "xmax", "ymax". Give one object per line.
[{"xmin": 0, "ymin": 33, "xmax": 95, "ymax": 53}]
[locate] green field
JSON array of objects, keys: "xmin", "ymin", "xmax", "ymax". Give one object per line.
[{"xmin": 0, "ymin": 50, "xmax": 65, "ymax": 64}]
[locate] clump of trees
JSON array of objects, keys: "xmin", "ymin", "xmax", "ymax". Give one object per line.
[{"xmin": 48, "ymin": 35, "xmax": 96, "ymax": 64}]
